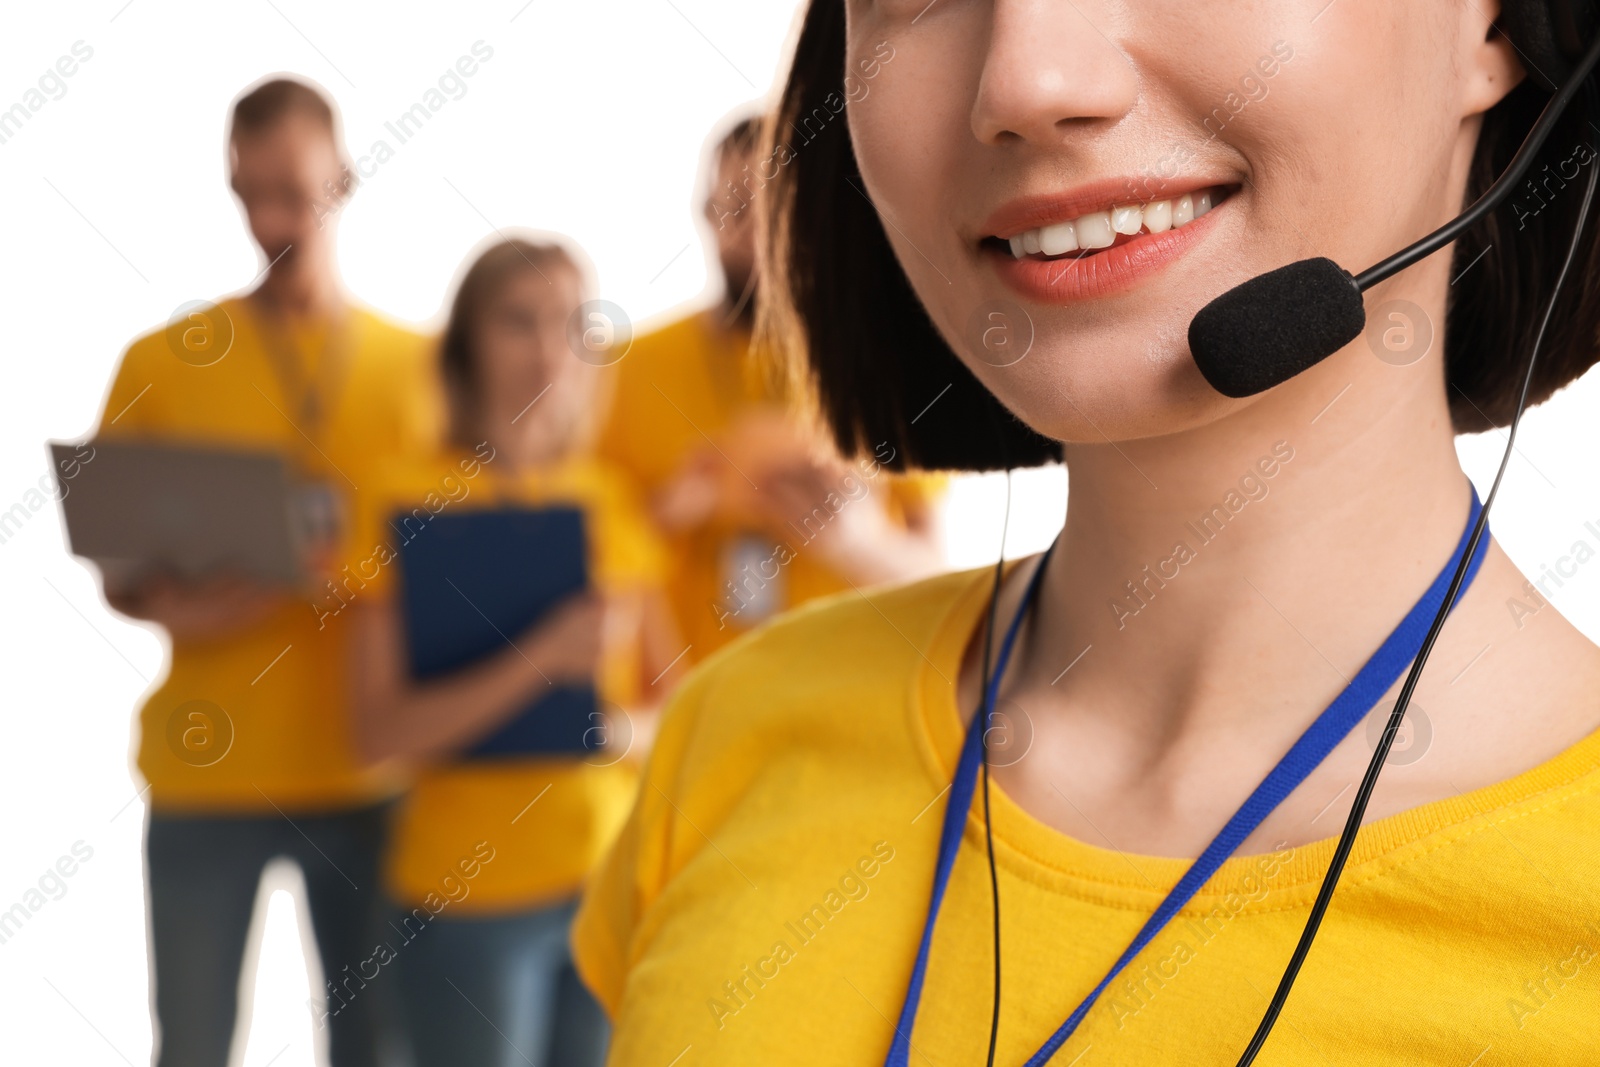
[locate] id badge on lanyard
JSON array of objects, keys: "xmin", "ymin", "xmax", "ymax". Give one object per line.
[
  {"xmin": 884, "ymin": 489, "xmax": 1490, "ymax": 1067},
  {"xmin": 719, "ymin": 533, "xmax": 785, "ymax": 627},
  {"xmin": 253, "ymin": 300, "xmax": 352, "ymax": 572}
]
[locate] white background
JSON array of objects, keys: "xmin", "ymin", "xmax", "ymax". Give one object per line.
[{"xmin": 1, "ymin": 2, "xmax": 1596, "ymax": 1065}]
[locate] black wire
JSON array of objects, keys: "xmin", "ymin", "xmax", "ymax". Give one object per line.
[
  {"xmin": 1355, "ymin": 31, "xmax": 1600, "ymax": 291},
  {"xmin": 1234, "ymin": 78, "xmax": 1600, "ymax": 1067},
  {"xmin": 981, "ymin": 470, "xmax": 1013, "ymax": 1067}
]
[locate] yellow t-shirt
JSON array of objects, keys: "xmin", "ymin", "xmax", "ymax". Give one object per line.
[
  {"xmin": 573, "ymin": 566, "xmax": 1600, "ymax": 1065},
  {"xmin": 354, "ymin": 451, "xmax": 667, "ymax": 913},
  {"xmin": 596, "ymin": 308, "xmax": 943, "ymax": 662},
  {"xmin": 97, "ymin": 297, "xmax": 441, "ymax": 813}
]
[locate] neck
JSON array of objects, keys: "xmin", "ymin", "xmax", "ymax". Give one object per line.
[
  {"xmin": 478, "ymin": 417, "xmax": 567, "ymax": 473},
  {"xmin": 252, "ymin": 255, "xmax": 342, "ymax": 319},
  {"xmin": 1016, "ymin": 353, "xmax": 1471, "ymax": 747},
  {"xmin": 718, "ymin": 276, "xmax": 757, "ymax": 334}
]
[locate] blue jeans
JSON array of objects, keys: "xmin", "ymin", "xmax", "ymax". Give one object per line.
[
  {"xmin": 145, "ymin": 804, "xmax": 394, "ymax": 1067},
  {"xmin": 393, "ymin": 898, "xmax": 608, "ymax": 1067}
]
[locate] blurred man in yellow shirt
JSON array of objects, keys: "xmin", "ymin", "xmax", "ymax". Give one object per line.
[
  {"xmin": 597, "ymin": 115, "xmax": 945, "ymax": 662},
  {"xmin": 95, "ymin": 78, "xmax": 439, "ymax": 1067}
]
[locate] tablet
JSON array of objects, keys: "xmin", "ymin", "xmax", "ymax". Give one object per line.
[
  {"xmin": 51, "ymin": 438, "xmax": 303, "ymax": 585},
  {"xmin": 394, "ymin": 504, "xmax": 600, "ymax": 758}
]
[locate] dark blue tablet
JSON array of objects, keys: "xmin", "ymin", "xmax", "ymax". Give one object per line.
[{"xmin": 394, "ymin": 505, "xmax": 600, "ymax": 758}]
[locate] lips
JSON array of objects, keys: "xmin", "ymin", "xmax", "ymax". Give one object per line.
[{"xmin": 979, "ymin": 181, "xmax": 1237, "ymax": 303}]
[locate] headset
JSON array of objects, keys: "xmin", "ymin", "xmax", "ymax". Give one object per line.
[{"xmin": 972, "ymin": 3, "xmax": 1600, "ymax": 1064}]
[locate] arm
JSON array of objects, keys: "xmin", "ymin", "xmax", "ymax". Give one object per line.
[
  {"xmin": 94, "ymin": 340, "xmax": 303, "ymax": 640},
  {"xmin": 754, "ymin": 464, "xmax": 947, "ymax": 587},
  {"xmin": 636, "ymin": 588, "xmax": 688, "ymax": 694},
  {"xmin": 615, "ymin": 588, "xmax": 689, "ymax": 762},
  {"xmin": 348, "ymin": 590, "xmax": 605, "ymax": 765},
  {"xmin": 647, "ymin": 409, "xmax": 818, "ymax": 535},
  {"xmin": 104, "ymin": 571, "xmax": 293, "ymax": 643},
  {"xmin": 812, "ymin": 492, "xmax": 945, "ymax": 587},
  {"xmin": 648, "ymin": 447, "xmax": 722, "ymax": 534}
]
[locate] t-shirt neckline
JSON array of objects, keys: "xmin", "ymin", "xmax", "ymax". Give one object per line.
[{"xmin": 907, "ymin": 560, "xmax": 1600, "ymax": 913}]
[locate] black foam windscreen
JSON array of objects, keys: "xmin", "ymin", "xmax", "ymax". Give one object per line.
[{"xmin": 1187, "ymin": 257, "xmax": 1367, "ymax": 399}]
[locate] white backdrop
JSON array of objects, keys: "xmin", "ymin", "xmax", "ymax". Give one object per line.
[{"xmin": 1, "ymin": 2, "xmax": 1596, "ymax": 1065}]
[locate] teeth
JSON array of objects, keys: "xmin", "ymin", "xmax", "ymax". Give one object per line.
[
  {"xmin": 1002, "ymin": 187, "xmax": 1222, "ymax": 259},
  {"xmin": 1110, "ymin": 205, "xmax": 1142, "ymax": 235},
  {"xmin": 1172, "ymin": 193, "xmax": 1194, "ymax": 227},
  {"xmin": 1143, "ymin": 199, "xmax": 1172, "ymax": 233},
  {"xmin": 1076, "ymin": 211, "xmax": 1115, "ymax": 248},
  {"xmin": 1038, "ymin": 220, "xmax": 1078, "ymax": 255}
]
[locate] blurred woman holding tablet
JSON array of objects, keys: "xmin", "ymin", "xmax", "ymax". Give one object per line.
[{"xmin": 348, "ymin": 236, "xmax": 682, "ymax": 1067}]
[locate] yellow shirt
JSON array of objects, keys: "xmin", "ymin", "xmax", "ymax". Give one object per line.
[
  {"xmin": 354, "ymin": 451, "xmax": 667, "ymax": 913},
  {"xmin": 596, "ymin": 308, "xmax": 943, "ymax": 662},
  {"xmin": 98, "ymin": 297, "xmax": 441, "ymax": 813},
  {"xmin": 574, "ymin": 566, "xmax": 1600, "ymax": 1065}
]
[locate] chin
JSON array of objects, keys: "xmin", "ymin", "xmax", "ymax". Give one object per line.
[
  {"xmin": 957, "ymin": 321, "xmax": 1241, "ymax": 446},
  {"xmin": 255, "ymin": 240, "xmax": 298, "ymax": 267}
]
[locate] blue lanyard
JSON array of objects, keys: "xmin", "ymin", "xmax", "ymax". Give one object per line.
[{"xmin": 885, "ymin": 488, "xmax": 1488, "ymax": 1067}]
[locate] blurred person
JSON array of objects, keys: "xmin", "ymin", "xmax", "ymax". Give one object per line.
[
  {"xmin": 95, "ymin": 77, "xmax": 441, "ymax": 1067},
  {"xmin": 596, "ymin": 112, "xmax": 946, "ymax": 662},
  {"xmin": 346, "ymin": 236, "xmax": 683, "ymax": 1067}
]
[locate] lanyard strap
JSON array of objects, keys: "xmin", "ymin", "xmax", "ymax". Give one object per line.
[
  {"xmin": 886, "ymin": 487, "xmax": 1488, "ymax": 1067},
  {"xmin": 249, "ymin": 297, "xmax": 353, "ymax": 452}
]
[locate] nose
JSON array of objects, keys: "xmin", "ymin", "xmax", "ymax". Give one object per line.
[{"xmin": 970, "ymin": 0, "xmax": 1139, "ymax": 147}]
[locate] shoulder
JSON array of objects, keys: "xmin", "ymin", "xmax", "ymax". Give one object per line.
[
  {"xmin": 543, "ymin": 456, "xmax": 665, "ymax": 582},
  {"xmin": 360, "ymin": 451, "xmax": 479, "ymax": 519},
  {"xmin": 571, "ymin": 566, "xmax": 986, "ymax": 1008},
  {"xmin": 116, "ymin": 314, "xmax": 184, "ymax": 378},
  {"xmin": 635, "ymin": 307, "xmax": 712, "ymax": 349},
  {"xmin": 663, "ymin": 566, "xmax": 985, "ymax": 756},
  {"xmin": 617, "ymin": 307, "xmax": 715, "ymax": 375},
  {"xmin": 101, "ymin": 309, "xmax": 211, "ymax": 421},
  {"xmin": 550, "ymin": 454, "xmax": 637, "ymax": 503},
  {"xmin": 351, "ymin": 303, "xmax": 429, "ymax": 345},
  {"xmin": 344, "ymin": 304, "xmax": 435, "ymax": 381},
  {"xmin": 347, "ymin": 305, "xmax": 433, "ymax": 367},
  {"xmin": 539, "ymin": 455, "xmax": 650, "ymax": 530},
  {"xmin": 115, "ymin": 294, "xmax": 266, "ymax": 382},
  {"xmin": 345, "ymin": 305, "xmax": 444, "ymax": 442}
]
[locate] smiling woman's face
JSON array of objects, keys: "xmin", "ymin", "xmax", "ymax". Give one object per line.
[{"xmin": 843, "ymin": 0, "xmax": 1521, "ymax": 443}]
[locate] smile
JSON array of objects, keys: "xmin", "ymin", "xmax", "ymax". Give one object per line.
[
  {"xmin": 997, "ymin": 185, "xmax": 1232, "ymax": 259},
  {"xmin": 980, "ymin": 183, "xmax": 1238, "ymax": 303}
]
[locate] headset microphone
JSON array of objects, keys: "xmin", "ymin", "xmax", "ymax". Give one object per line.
[
  {"xmin": 1188, "ymin": 26, "xmax": 1600, "ymax": 399},
  {"xmin": 1223, "ymin": 16, "xmax": 1600, "ymax": 1065},
  {"xmin": 959, "ymin": 9, "xmax": 1600, "ymax": 1067}
]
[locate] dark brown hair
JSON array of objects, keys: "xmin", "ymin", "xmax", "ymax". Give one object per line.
[
  {"xmin": 439, "ymin": 238, "xmax": 582, "ymax": 449},
  {"xmin": 228, "ymin": 77, "xmax": 353, "ymax": 204},
  {"xmin": 718, "ymin": 113, "xmax": 765, "ymax": 161},
  {"xmin": 229, "ymin": 77, "xmax": 338, "ymax": 143},
  {"xmin": 1448, "ymin": 73, "xmax": 1600, "ymax": 430},
  {"xmin": 759, "ymin": 1, "xmax": 1600, "ymax": 470}
]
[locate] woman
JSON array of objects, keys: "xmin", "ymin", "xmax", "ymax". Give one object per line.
[
  {"xmin": 573, "ymin": 2, "xmax": 1600, "ymax": 1064},
  {"xmin": 346, "ymin": 236, "xmax": 682, "ymax": 1067}
]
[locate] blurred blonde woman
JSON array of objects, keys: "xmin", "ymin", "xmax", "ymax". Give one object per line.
[{"xmin": 347, "ymin": 236, "xmax": 683, "ymax": 1067}]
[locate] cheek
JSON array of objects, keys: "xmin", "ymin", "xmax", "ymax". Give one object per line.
[
  {"xmin": 839, "ymin": 0, "xmax": 1466, "ymax": 447},
  {"xmin": 479, "ymin": 329, "xmax": 539, "ymax": 390},
  {"xmin": 848, "ymin": 47, "xmax": 977, "ymax": 325},
  {"xmin": 543, "ymin": 323, "xmax": 569, "ymax": 364},
  {"xmin": 1197, "ymin": 6, "xmax": 1452, "ymax": 267}
]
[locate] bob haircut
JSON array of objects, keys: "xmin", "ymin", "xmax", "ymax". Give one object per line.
[{"xmin": 757, "ymin": 1, "xmax": 1600, "ymax": 472}]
